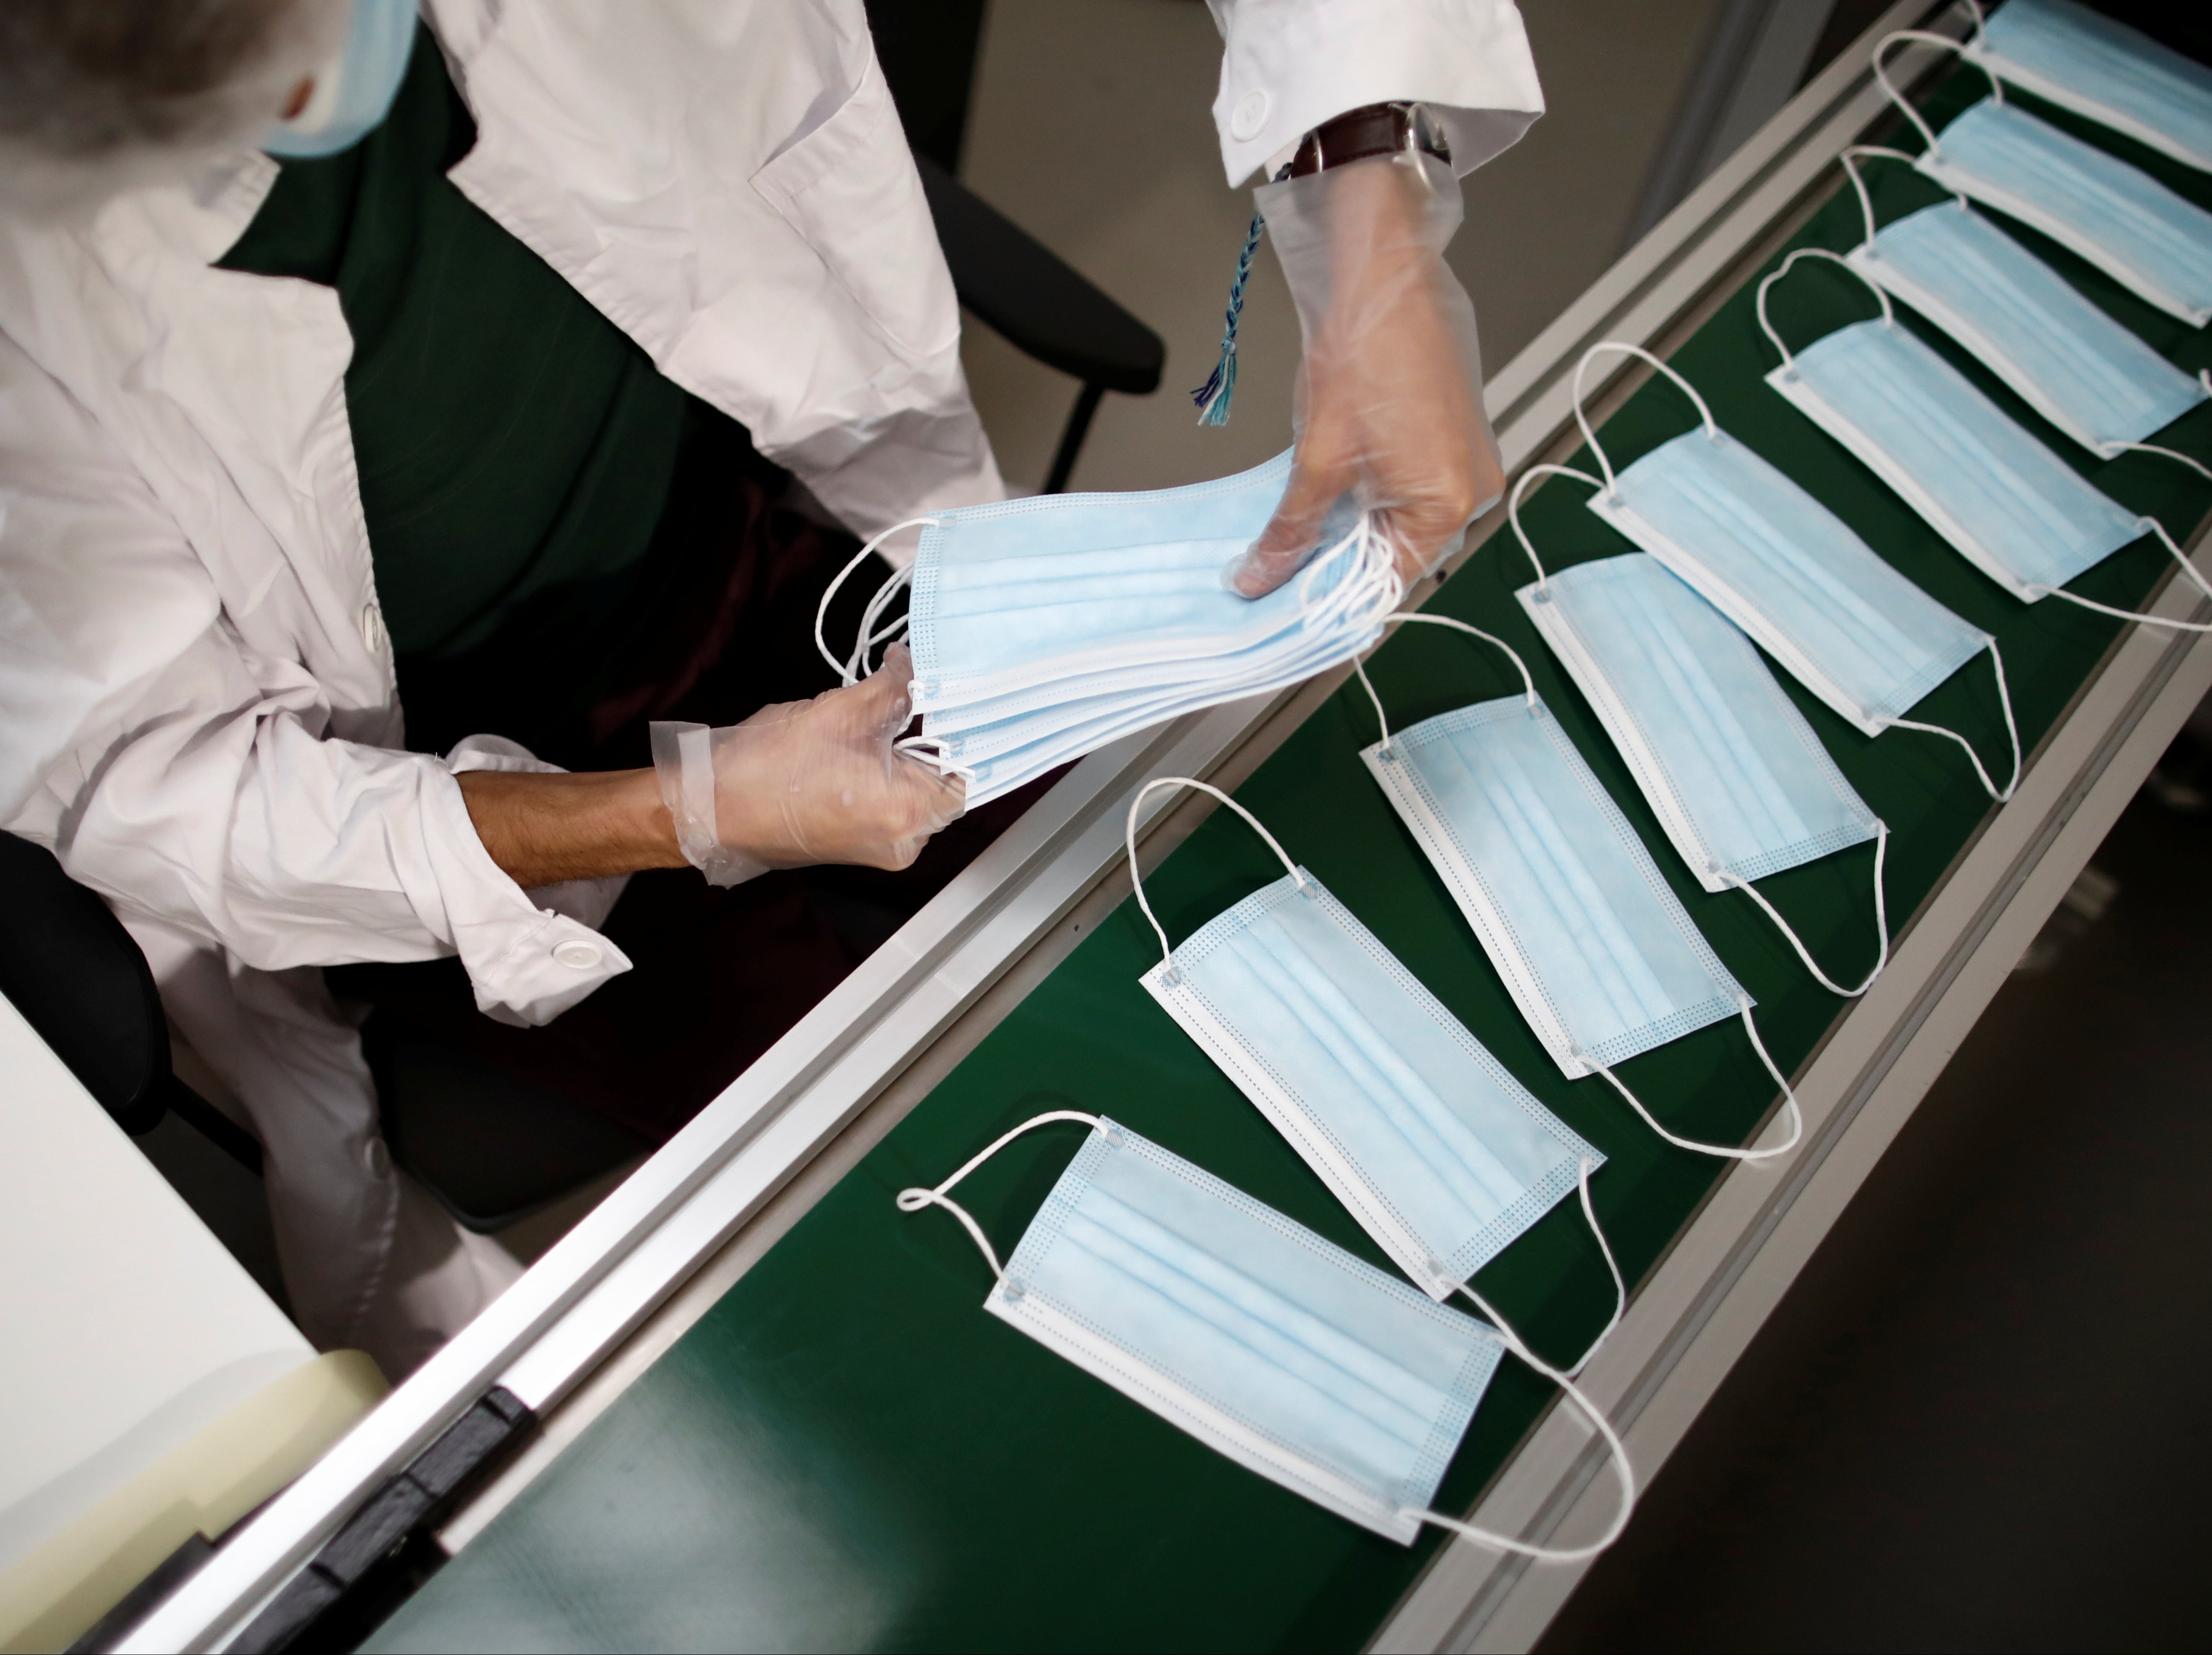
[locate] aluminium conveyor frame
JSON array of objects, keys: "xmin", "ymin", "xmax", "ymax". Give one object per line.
[{"xmin": 119, "ymin": 5, "xmax": 2212, "ymax": 1648}]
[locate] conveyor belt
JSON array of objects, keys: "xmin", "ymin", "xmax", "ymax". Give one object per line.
[{"xmin": 358, "ymin": 60, "xmax": 2212, "ymax": 1655}]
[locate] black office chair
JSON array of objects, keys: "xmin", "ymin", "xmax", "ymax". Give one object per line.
[
  {"xmin": 0, "ymin": 833, "xmax": 264, "ymax": 1174},
  {"xmin": 0, "ymin": 831, "xmax": 646, "ymax": 1232},
  {"xmin": 868, "ymin": 0, "xmax": 1166, "ymax": 491}
]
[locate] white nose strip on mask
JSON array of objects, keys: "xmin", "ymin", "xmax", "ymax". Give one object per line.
[
  {"xmin": 1757, "ymin": 247, "xmax": 2212, "ymax": 636},
  {"xmin": 898, "ymin": 1111, "xmax": 1635, "ymax": 1559},
  {"xmin": 1570, "ymin": 341, "xmax": 2022, "ymax": 804}
]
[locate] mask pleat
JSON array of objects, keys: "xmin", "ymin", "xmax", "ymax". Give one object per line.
[
  {"xmin": 1232, "ymin": 918, "xmax": 1541, "ymax": 1220},
  {"xmin": 1057, "ymin": 1190, "xmax": 1445, "ymax": 1455}
]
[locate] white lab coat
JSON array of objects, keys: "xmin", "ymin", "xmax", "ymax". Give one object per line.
[{"xmin": 0, "ymin": 0, "xmax": 1540, "ymax": 1374}]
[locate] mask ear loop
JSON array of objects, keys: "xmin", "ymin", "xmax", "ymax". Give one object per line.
[
  {"xmin": 895, "ymin": 1110, "xmax": 1106, "ymax": 1279},
  {"xmin": 814, "ymin": 516, "xmax": 943, "ymax": 684},
  {"xmin": 1879, "ymin": 640, "xmax": 2021, "ymax": 802},
  {"xmin": 1509, "ymin": 463, "xmax": 1606, "ymax": 597},
  {"xmin": 1126, "ymin": 777, "xmax": 1311, "ymax": 983},
  {"xmin": 1837, "ymin": 145, "xmax": 1925, "ymax": 251},
  {"xmin": 893, "ymin": 734, "xmax": 981, "ymax": 785},
  {"xmin": 1354, "ymin": 612, "xmax": 1539, "ymax": 758},
  {"xmin": 1872, "ymin": 29, "xmax": 2004, "ymax": 159},
  {"xmin": 1587, "ymin": 998, "xmax": 1805, "ymax": 1163},
  {"xmin": 1755, "ymin": 247, "xmax": 1896, "ymax": 374},
  {"xmin": 1571, "ymin": 342, "xmax": 1721, "ymax": 498},
  {"xmin": 1411, "ymin": 1263, "xmax": 1638, "ymax": 1562},
  {"xmin": 1720, "ymin": 822, "xmax": 1892, "ymax": 997},
  {"xmin": 2031, "ymin": 514, "xmax": 2212, "ymax": 632}
]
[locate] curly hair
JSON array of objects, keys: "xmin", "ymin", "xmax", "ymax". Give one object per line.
[{"xmin": 0, "ymin": 0, "xmax": 345, "ymax": 217}]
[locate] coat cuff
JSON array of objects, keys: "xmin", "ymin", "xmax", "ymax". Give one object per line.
[
  {"xmin": 431, "ymin": 738, "xmax": 633, "ymax": 1027},
  {"xmin": 1211, "ymin": 1, "xmax": 1545, "ymax": 186}
]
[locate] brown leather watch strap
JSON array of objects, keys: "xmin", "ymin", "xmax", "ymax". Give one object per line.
[{"xmin": 1282, "ymin": 102, "xmax": 1451, "ymax": 180}]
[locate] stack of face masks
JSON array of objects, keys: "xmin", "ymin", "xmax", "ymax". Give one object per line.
[
  {"xmin": 1757, "ymin": 248, "xmax": 2212, "ymax": 634},
  {"xmin": 818, "ymin": 454, "xmax": 1402, "ymax": 807}
]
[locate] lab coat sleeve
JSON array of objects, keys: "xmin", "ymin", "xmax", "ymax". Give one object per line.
[
  {"xmin": 1203, "ymin": 0, "xmax": 1545, "ymax": 186},
  {"xmin": 0, "ymin": 346, "xmax": 630, "ymax": 1027}
]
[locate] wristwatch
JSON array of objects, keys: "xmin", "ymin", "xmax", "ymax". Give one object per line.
[{"xmin": 1282, "ymin": 102, "xmax": 1452, "ymax": 180}]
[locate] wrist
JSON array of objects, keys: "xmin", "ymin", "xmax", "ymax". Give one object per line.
[{"xmin": 457, "ymin": 766, "xmax": 688, "ymax": 889}]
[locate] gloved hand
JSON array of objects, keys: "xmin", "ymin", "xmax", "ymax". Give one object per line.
[
  {"xmin": 1229, "ymin": 151, "xmax": 1505, "ymax": 598},
  {"xmin": 650, "ymin": 644, "xmax": 964, "ymax": 886}
]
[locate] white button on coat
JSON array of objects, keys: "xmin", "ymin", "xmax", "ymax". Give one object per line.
[
  {"xmin": 553, "ymin": 939, "xmax": 604, "ymax": 970},
  {"xmin": 359, "ymin": 603, "xmax": 385, "ymax": 655},
  {"xmin": 1231, "ymin": 88, "xmax": 1271, "ymax": 140}
]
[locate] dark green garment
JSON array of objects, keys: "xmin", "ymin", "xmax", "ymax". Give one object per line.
[{"xmin": 220, "ymin": 25, "xmax": 767, "ymax": 764}]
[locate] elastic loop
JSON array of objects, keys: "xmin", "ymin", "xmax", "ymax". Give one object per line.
[
  {"xmin": 1571, "ymin": 343, "xmax": 1719, "ymax": 495},
  {"xmin": 1589, "ymin": 999, "xmax": 1803, "ymax": 1163},
  {"xmin": 2108, "ymin": 441, "xmax": 2212, "ymax": 485},
  {"xmin": 1755, "ymin": 247, "xmax": 1895, "ymax": 371},
  {"xmin": 1419, "ymin": 1282, "xmax": 1637, "ymax": 1562},
  {"xmin": 1125, "ymin": 778, "xmax": 1308, "ymax": 972},
  {"xmin": 2148, "ymin": 519, "xmax": 2212, "ymax": 606},
  {"xmin": 894, "ymin": 1109, "xmax": 1106, "ymax": 1280},
  {"xmin": 895, "ymin": 734, "xmax": 980, "ymax": 785},
  {"xmin": 1839, "ymin": 145, "xmax": 1919, "ymax": 248},
  {"xmin": 1878, "ymin": 641, "xmax": 2020, "ymax": 802},
  {"xmin": 814, "ymin": 516, "xmax": 942, "ymax": 684},
  {"xmin": 1565, "ymin": 1155, "xmax": 1624, "ymax": 1378},
  {"xmin": 1509, "ymin": 463, "xmax": 1605, "ymax": 593},
  {"xmin": 1720, "ymin": 822, "xmax": 1890, "ymax": 997},
  {"xmin": 1872, "ymin": 30, "xmax": 2002, "ymax": 157},
  {"xmin": 2040, "ymin": 585, "xmax": 2212, "ymax": 634}
]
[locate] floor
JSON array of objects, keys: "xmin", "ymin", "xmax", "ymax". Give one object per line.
[{"xmin": 1541, "ymin": 760, "xmax": 2212, "ymax": 1653}]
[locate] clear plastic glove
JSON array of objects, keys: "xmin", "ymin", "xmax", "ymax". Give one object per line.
[
  {"xmin": 1229, "ymin": 151, "xmax": 1505, "ymax": 598},
  {"xmin": 650, "ymin": 644, "xmax": 965, "ymax": 886}
]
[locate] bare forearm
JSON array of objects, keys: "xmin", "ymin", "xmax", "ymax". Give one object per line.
[{"xmin": 456, "ymin": 767, "xmax": 689, "ymax": 889}]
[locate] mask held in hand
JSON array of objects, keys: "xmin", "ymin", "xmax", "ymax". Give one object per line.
[
  {"xmin": 814, "ymin": 454, "xmax": 1401, "ymax": 806},
  {"xmin": 897, "ymin": 1111, "xmax": 1633, "ymax": 1558}
]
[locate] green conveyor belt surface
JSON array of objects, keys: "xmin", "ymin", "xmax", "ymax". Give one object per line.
[{"xmin": 373, "ymin": 70, "xmax": 2212, "ymax": 1654}]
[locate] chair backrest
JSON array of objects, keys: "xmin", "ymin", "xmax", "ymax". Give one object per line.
[{"xmin": 0, "ymin": 833, "xmax": 170, "ymax": 1134}]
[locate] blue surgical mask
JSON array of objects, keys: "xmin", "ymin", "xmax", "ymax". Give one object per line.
[
  {"xmin": 264, "ymin": 0, "xmax": 418, "ymax": 159},
  {"xmin": 1349, "ymin": 631, "xmax": 1802, "ymax": 1163},
  {"xmin": 1843, "ymin": 187, "xmax": 2206, "ymax": 454},
  {"xmin": 1506, "ymin": 542, "xmax": 1889, "ymax": 997},
  {"xmin": 1122, "ymin": 780, "xmax": 1612, "ymax": 1310},
  {"xmin": 1875, "ymin": 31, "xmax": 2212, "ymax": 324},
  {"xmin": 897, "ymin": 1111, "xmax": 1634, "ymax": 1557},
  {"xmin": 814, "ymin": 455, "xmax": 1399, "ymax": 806},
  {"xmin": 1573, "ymin": 343, "xmax": 2020, "ymax": 802},
  {"xmin": 1965, "ymin": 0, "xmax": 2212, "ymax": 174},
  {"xmin": 1758, "ymin": 248, "xmax": 2212, "ymax": 632}
]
